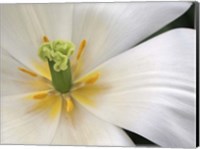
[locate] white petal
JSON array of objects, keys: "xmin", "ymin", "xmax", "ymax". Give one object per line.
[
  {"xmin": 72, "ymin": 29, "xmax": 196, "ymax": 147},
  {"xmin": 1, "ymin": 4, "xmax": 43, "ymax": 72},
  {"xmin": 52, "ymin": 102, "xmax": 134, "ymax": 146},
  {"xmin": 1, "ymin": 94, "xmax": 62, "ymax": 144},
  {"xmin": 1, "ymin": 50, "xmax": 51, "ymax": 96},
  {"xmin": 0, "ymin": 4, "xmax": 73, "ymax": 75},
  {"xmin": 32, "ymin": 4, "xmax": 73, "ymax": 40},
  {"xmin": 72, "ymin": 2, "xmax": 191, "ymax": 75}
]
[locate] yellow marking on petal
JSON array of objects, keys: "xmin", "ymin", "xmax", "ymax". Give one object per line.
[
  {"xmin": 65, "ymin": 97, "xmax": 74, "ymax": 113},
  {"xmin": 26, "ymin": 91, "xmax": 49, "ymax": 101},
  {"xmin": 28, "ymin": 96, "xmax": 52, "ymax": 111},
  {"xmin": 18, "ymin": 67, "xmax": 37, "ymax": 77},
  {"xmin": 33, "ymin": 62, "xmax": 51, "ymax": 80},
  {"xmin": 18, "ymin": 66, "xmax": 51, "ymax": 91},
  {"xmin": 28, "ymin": 93, "xmax": 61, "ymax": 119},
  {"xmin": 76, "ymin": 71, "xmax": 100, "ymax": 85},
  {"xmin": 49, "ymin": 96, "xmax": 62, "ymax": 119},
  {"xmin": 77, "ymin": 39, "xmax": 86, "ymax": 60},
  {"xmin": 27, "ymin": 79, "xmax": 51, "ymax": 91},
  {"xmin": 71, "ymin": 93, "xmax": 94, "ymax": 106},
  {"xmin": 71, "ymin": 84, "xmax": 109, "ymax": 107},
  {"xmin": 33, "ymin": 92, "xmax": 48, "ymax": 100},
  {"xmin": 85, "ymin": 73, "xmax": 100, "ymax": 84},
  {"xmin": 43, "ymin": 35, "xmax": 49, "ymax": 43}
]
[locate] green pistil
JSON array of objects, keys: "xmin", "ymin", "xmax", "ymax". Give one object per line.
[
  {"xmin": 38, "ymin": 40, "xmax": 75, "ymax": 93},
  {"xmin": 48, "ymin": 60, "xmax": 72, "ymax": 93}
]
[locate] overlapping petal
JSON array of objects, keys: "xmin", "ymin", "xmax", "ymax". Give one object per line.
[
  {"xmin": 72, "ymin": 29, "xmax": 196, "ymax": 147},
  {"xmin": 32, "ymin": 4, "xmax": 73, "ymax": 40},
  {"xmin": 0, "ymin": 2, "xmax": 195, "ymax": 147},
  {"xmin": 0, "ymin": 4, "xmax": 73, "ymax": 76},
  {"xmin": 1, "ymin": 93, "xmax": 62, "ymax": 144},
  {"xmin": 0, "ymin": 3, "xmax": 191, "ymax": 77},
  {"xmin": 72, "ymin": 2, "xmax": 192, "ymax": 76},
  {"xmin": 52, "ymin": 102, "xmax": 134, "ymax": 146},
  {"xmin": 1, "ymin": 50, "xmax": 51, "ymax": 96}
]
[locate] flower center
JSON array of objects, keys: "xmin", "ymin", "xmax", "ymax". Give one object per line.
[
  {"xmin": 38, "ymin": 36, "xmax": 75, "ymax": 93},
  {"xmin": 18, "ymin": 36, "xmax": 100, "ymax": 117}
]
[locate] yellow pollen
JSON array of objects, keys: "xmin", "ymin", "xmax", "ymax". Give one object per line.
[
  {"xmin": 66, "ymin": 97, "xmax": 74, "ymax": 113},
  {"xmin": 33, "ymin": 92, "xmax": 48, "ymax": 100},
  {"xmin": 77, "ymin": 39, "xmax": 86, "ymax": 60},
  {"xmin": 43, "ymin": 35, "xmax": 49, "ymax": 43},
  {"xmin": 85, "ymin": 72, "xmax": 100, "ymax": 84},
  {"xmin": 18, "ymin": 67, "xmax": 37, "ymax": 77}
]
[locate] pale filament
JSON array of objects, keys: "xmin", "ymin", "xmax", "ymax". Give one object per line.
[{"xmin": 18, "ymin": 67, "xmax": 51, "ymax": 85}]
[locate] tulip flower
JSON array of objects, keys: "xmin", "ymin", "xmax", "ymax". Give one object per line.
[{"xmin": 1, "ymin": 2, "xmax": 196, "ymax": 147}]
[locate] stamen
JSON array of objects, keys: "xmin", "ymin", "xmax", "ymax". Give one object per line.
[
  {"xmin": 73, "ymin": 39, "xmax": 87, "ymax": 78},
  {"xmin": 74, "ymin": 72, "xmax": 100, "ymax": 87},
  {"xmin": 33, "ymin": 92, "xmax": 48, "ymax": 100},
  {"xmin": 18, "ymin": 67, "xmax": 37, "ymax": 77},
  {"xmin": 65, "ymin": 97, "xmax": 74, "ymax": 113},
  {"xmin": 43, "ymin": 36, "xmax": 49, "ymax": 43},
  {"xmin": 28, "ymin": 94, "xmax": 61, "ymax": 119},
  {"xmin": 85, "ymin": 72, "xmax": 100, "ymax": 84},
  {"xmin": 77, "ymin": 39, "xmax": 86, "ymax": 60},
  {"xmin": 72, "ymin": 72, "xmax": 100, "ymax": 91}
]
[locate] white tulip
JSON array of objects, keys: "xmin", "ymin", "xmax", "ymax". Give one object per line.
[{"xmin": 0, "ymin": 2, "xmax": 196, "ymax": 147}]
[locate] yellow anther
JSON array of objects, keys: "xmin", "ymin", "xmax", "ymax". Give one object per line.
[
  {"xmin": 33, "ymin": 92, "xmax": 48, "ymax": 100},
  {"xmin": 85, "ymin": 72, "xmax": 100, "ymax": 84},
  {"xmin": 18, "ymin": 67, "xmax": 37, "ymax": 77},
  {"xmin": 43, "ymin": 35, "xmax": 49, "ymax": 43},
  {"xmin": 66, "ymin": 97, "xmax": 74, "ymax": 113},
  {"xmin": 77, "ymin": 39, "xmax": 86, "ymax": 60}
]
